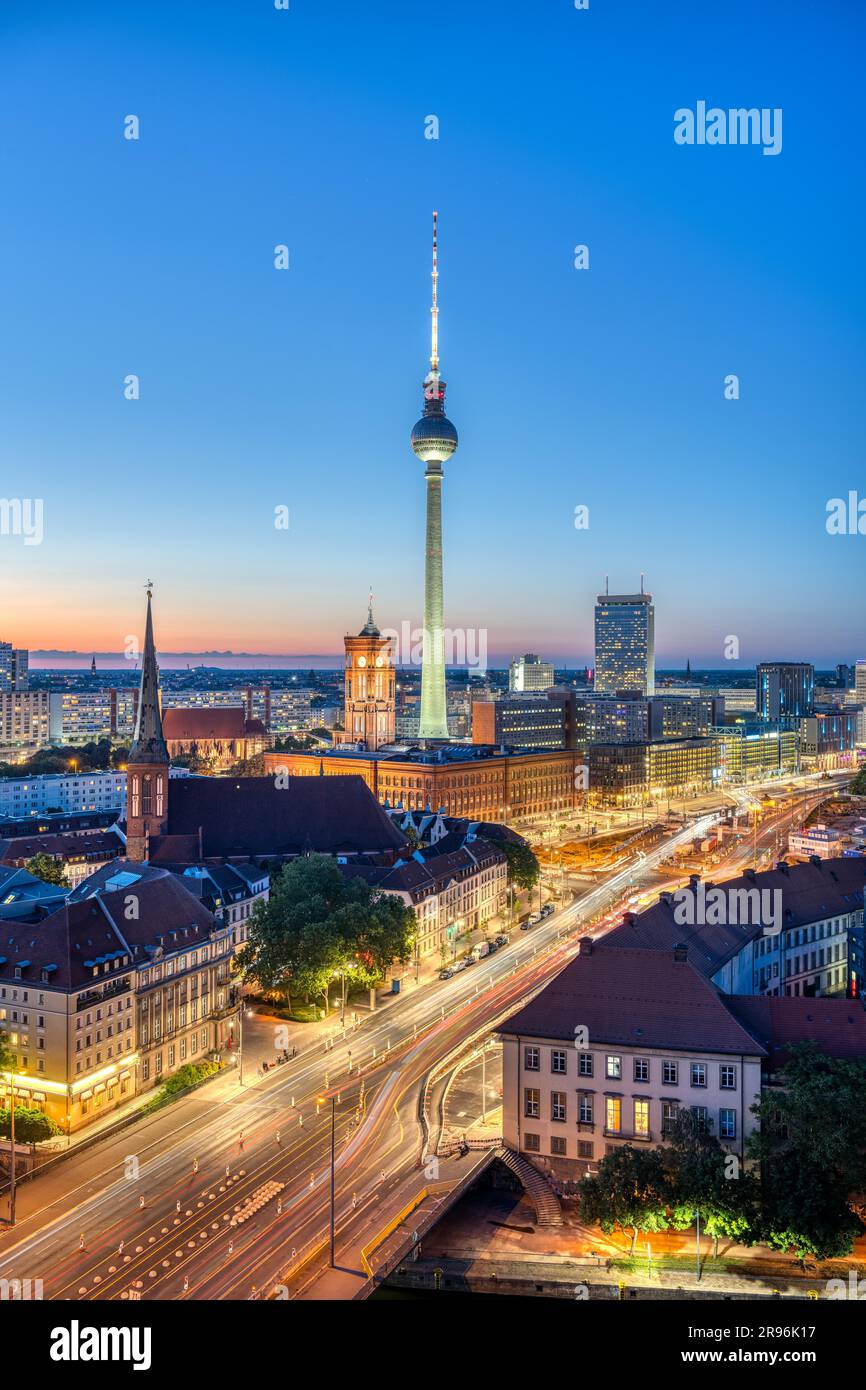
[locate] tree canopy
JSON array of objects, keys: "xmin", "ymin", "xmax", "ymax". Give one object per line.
[
  {"xmin": 499, "ymin": 837, "xmax": 540, "ymax": 892},
  {"xmin": 24, "ymin": 853, "xmax": 67, "ymax": 887},
  {"xmin": 747, "ymin": 1043, "xmax": 866, "ymax": 1259},
  {"xmin": 237, "ymin": 854, "xmax": 415, "ymax": 1008}
]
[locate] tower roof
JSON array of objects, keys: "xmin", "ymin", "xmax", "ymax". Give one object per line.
[
  {"xmin": 359, "ymin": 595, "xmax": 380, "ymax": 637},
  {"xmin": 128, "ymin": 584, "xmax": 168, "ymax": 765}
]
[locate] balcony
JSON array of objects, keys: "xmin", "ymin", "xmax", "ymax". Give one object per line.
[
  {"xmin": 76, "ymin": 979, "xmax": 132, "ymax": 1012},
  {"xmin": 603, "ymin": 1128, "xmax": 653, "ymax": 1142}
]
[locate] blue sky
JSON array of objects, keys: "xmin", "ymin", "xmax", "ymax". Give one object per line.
[{"xmin": 1, "ymin": 0, "xmax": 863, "ymax": 667}]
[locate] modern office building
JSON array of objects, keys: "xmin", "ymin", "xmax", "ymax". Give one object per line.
[
  {"xmin": 856, "ymin": 660, "xmax": 866, "ymax": 703},
  {"xmin": 756, "ymin": 662, "xmax": 814, "ymax": 723},
  {"xmin": 712, "ymin": 722, "xmax": 800, "ymax": 782},
  {"xmin": 800, "ymin": 710, "xmax": 859, "ymax": 770},
  {"xmin": 586, "ymin": 737, "xmax": 717, "ymax": 807},
  {"xmin": 509, "ymin": 654, "xmax": 555, "ymax": 693},
  {"xmin": 472, "ymin": 692, "xmax": 570, "ymax": 749},
  {"xmin": 594, "ymin": 588, "xmax": 655, "ymax": 695}
]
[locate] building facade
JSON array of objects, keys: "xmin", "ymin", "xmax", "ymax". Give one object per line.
[
  {"xmin": 594, "ymin": 590, "xmax": 655, "ymax": 696},
  {"xmin": 509, "ymin": 654, "xmax": 555, "ymax": 693},
  {"xmin": 756, "ymin": 663, "xmax": 814, "ymax": 723},
  {"xmin": 335, "ymin": 606, "xmax": 396, "ymax": 750}
]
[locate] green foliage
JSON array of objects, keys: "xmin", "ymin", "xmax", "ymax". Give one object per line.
[
  {"xmin": 848, "ymin": 766, "xmax": 866, "ymax": 796},
  {"xmin": 499, "ymin": 837, "xmax": 539, "ymax": 892},
  {"xmin": 148, "ymin": 1061, "xmax": 220, "ymax": 1107},
  {"xmin": 747, "ymin": 1043, "xmax": 866, "ymax": 1259},
  {"xmin": 0, "ymin": 1030, "xmax": 13, "ymax": 1074},
  {"xmin": 0, "ymin": 1106, "xmax": 63, "ymax": 1144},
  {"xmin": 237, "ymin": 854, "xmax": 415, "ymax": 1007},
  {"xmin": 24, "ymin": 853, "xmax": 67, "ymax": 887},
  {"xmin": 0, "ymin": 738, "xmax": 119, "ymax": 780},
  {"xmin": 579, "ymin": 1146, "xmax": 672, "ymax": 1251}
]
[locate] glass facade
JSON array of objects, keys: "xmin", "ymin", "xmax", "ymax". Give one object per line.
[{"xmin": 594, "ymin": 593, "xmax": 655, "ymax": 695}]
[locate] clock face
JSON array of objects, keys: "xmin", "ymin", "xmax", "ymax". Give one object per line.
[
  {"xmin": 375, "ymin": 656, "xmax": 384, "ymax": 668},
  {"xmin": 357, "ymin": 656, "xmax": 367, "ymax": 667}
]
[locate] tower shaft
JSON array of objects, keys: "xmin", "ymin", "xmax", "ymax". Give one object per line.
[{"xmin": 419, "ymin": 464, "xmax": 448, "ymax": 739}]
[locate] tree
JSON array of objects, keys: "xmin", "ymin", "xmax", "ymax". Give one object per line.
[
  {"xmin": 237, "ymin": 855, "xmax": 414, "ymax": 1010},
  {"xmin": 579, "ymin": 1145, "xmax": 672, "ymax": 1253},
  {"xmin": 748, "ymin": 1043, "xmax": 866, "ymax": 1260},
  {"xmin": 662, "ymin": 1111, "xmax": 760, "ymax": 1255},
  {"xmin": 0, "ymin": 1107, "xmax": 62, "ymax": 1145},
  {"xmin": 24, "ymin": 853, "xmax": 67, "ymax": 887},
  {"xmin": 499, "ymin": 837, "xmax": 539, "ymax": 893},
  {"xmin": 849, "ymin": 766, "xmax": 866, "ymax": 796}
]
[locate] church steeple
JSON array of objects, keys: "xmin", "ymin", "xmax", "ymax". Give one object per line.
[
  {"xmin": 126, "ymin": 583, "xmax": 169, "ymax": 861},
  {"xmin": 129, "ymin": 583, "xmax": 168, "ymax": 764}
]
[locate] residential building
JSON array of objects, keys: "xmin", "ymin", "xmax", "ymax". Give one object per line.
[
  {"xmin": 0, "ymin": 643, "xmax": 29, "ymax": 693},
  {"xmin": 0, "ymin": 864, "xmax": 238, "ymax": 1133},
  {"xmin": 0, "ymin": 828, "xmax": 125, "ymax": 887},
  {"xmin": 0, "ymin": 691, "xmax": 51, "ymax": 754}
]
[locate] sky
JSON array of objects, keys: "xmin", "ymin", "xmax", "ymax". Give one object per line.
[{"xmin": 1, "ymin": 0, "xmax": 864, "ymax": 669}]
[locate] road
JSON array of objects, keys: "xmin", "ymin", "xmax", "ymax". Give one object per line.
[{"xmin": 0, "ymin": 777, "xmax": 842, "ymax": 1300}]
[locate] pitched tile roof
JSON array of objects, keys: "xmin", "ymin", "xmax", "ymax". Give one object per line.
[
  {"xmin": 163, "ymin": 706, "xmax": 248, "ymax": 740},
  {"xmin": 498, "ymin": 942, "xmax": 767, "ymax": 1056},
  {"xmin": 726, "ymin": 995, "xmax": 866, "ymax": 1067},
  {"xmin": 604, "ymin": 857, "xmax": 866, "ymax": 976},
  {"xmin": 157, "ymin": 774, "xmax": 406, "ymax": 859}
]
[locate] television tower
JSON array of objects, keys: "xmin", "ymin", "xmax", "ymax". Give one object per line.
[{"xmin": 411, "ymin": 212, "xmax": 458, "ymax": 740}]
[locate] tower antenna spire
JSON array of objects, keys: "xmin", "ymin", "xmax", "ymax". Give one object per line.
[{"xmin": 430, "ymin": 210, "xmax": 439, "ymax": 373}]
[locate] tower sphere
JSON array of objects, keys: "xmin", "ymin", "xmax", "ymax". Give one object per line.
[{"xmin": 410, "ymin": 412, "xmax": 458, "ymax": 464}]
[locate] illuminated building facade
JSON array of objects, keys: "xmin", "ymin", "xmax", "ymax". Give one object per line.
[
  {"xmin": 756, "ymin": 662, "xmax": 814, "ymax": 723},
  {"xmin": 594, "ymin": 588, "xmax": 655, "ymax": 695},
  {"xmin": 335, "ymin": 603, "xmax": 396, "ymax": 750}
]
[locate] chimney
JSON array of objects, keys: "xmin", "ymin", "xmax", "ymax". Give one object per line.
[
  {"xmin": 776, "ymin": 860, "xmax": 789, "ymax": 875},
  {"xmin": 659, "ymin": 890, "xmax": 674, "ymax": 905},
  {"xmin": 622, "ymin": 911, "xmax": 638, "ymax": 926},
  {"xmin": 579, "ymin": 937, "xmax": 594, "ymax": 956},
  {"xmin": 809, "ymin": 855, "xmax": 823, "ymax": 868},
  {"xmin": 688, "ymin": 874, "xmax": 701, "ymax": 889},
  {"xmin": 673, "ymin": 943, "xmax": 688, "ymax": 963}
]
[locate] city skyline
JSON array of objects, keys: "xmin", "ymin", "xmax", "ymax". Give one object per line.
[{"xmin": 1, "ymin": 1, "xmax": 864, "ymax": 665}]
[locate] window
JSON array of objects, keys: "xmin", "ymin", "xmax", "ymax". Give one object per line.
[
  {"xmin": 634, "ymin": 1099, "xmax": 649, "ymax": 1137},
  {"xmin": 690, "ymin": 1063, "xmax": 707, "ymax": 1088},
  {"xmin": 605, "ymin": 1097, "xmax": 621, "ymax": 1133},
  {"xmin": 550, "ymin": 1135, "xmax": 567, "ymax": 1157},
  {"xmin": 551, "ymin": 1091, "xmax": 566, "ymax": 1123},
  {"xmin": 524, "ymin": 1087, "xmax": 540, "ymax": 1119},
  {"xmin": 633, "ymin": 1057, "xmax": 649, "ymax": 1083},
  {"xmin": 690, "ymin": 1106, "xmax": 709, "ymax": 1133},
  {"xmin": 578, "ymin": 1094, "xmax": 593, "ymax": 1124},
  {"xmin": 578, "ymin": 1052, "xmax": 593, "ymax": 1077},
  {"xmin": 524, "ymin": 1133, "xmax": 540, "ymax": 1153},
  {"xmin": 719, "ymin": 1108, "xmax": 736, "ymax": 1140},
  {"xmin": 577, "ymin": 1140, "xmax": 594, "ymax": 1159},
  {"xmin": 662, "ymin": 1060, "xmax": 678, "ymax": 1085},
  {"xmin": 524, "ymin": 1046, "xmax": 540, "ymax": 1071},
  {"xmin": 606, "ymin": 1055, "xmax": 622, "ymax": 1080},
  {"xmin": 551, "ymin": 1049, "xmax": 567, "ymax": 1074},
  {"xmin": 661, "ymin": 1100, "xmax": 678, "ymax": 1135},
  {"xmin": 719, "ymin": 1064, "xmax": 737, "ymax": 1090}
]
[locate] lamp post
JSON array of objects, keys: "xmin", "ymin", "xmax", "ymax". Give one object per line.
[
  {"xmin": 7, "ymin": 1069, "xmax": 15, "ymax": 1226},
  {"xmin": 318, "ymin": 1092, "xmax": 337, "ymax": 1267}
]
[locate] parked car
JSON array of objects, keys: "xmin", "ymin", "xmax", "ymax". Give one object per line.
[
  {"xmin": 540, "ymin": 903, "xmax": 554, "ymax": 918},
  {"xmin": 462, "ymin": 955, "xmax": 476, "ymax": 967},
  {"xmin": 519, "ymin": 919, "xmax": 534, "ymax": 931},
  {"xmin": 495, "ymin": 934, "xmax": 510, "ymax": 947},
  {"xmin": 439, "ymin": 968, "xmax": 454, "ymax": 980},
  {"xmin": 453, "ymin": 958, "xmax": 467, "ymax": 971}
]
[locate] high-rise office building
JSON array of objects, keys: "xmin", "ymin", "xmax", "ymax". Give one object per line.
[
  {"xmin": 855, "ymin": 660, "xmax": 866, "ymax": 703},
  {"xmin": 508, "ymin": 654, "xmax": 555, "ymax": 692},
  {"xmin": 594, "ymin": 587, "xmax": 655, "ymax": 695},
  {"xmin": 411, "ymin": 212, "xmax": 458, "ymax": 740},
  {"xmin": 756, "ymin": 662, "xmax": 814, "ymax": 723}
]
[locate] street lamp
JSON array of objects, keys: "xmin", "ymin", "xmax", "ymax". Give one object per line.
[{"xmin": 317, "ymin": 1093, "xmax": 337, "ymax": 1268}]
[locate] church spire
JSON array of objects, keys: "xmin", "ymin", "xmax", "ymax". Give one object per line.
[{"xmin": 129, "ymin": 582, "xmax": 168, "ymax": 764}]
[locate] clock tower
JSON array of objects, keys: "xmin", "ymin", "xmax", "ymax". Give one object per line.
[{"xmin": 339, "ymin": 602, "xmax": 395, "ymax": 750}]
